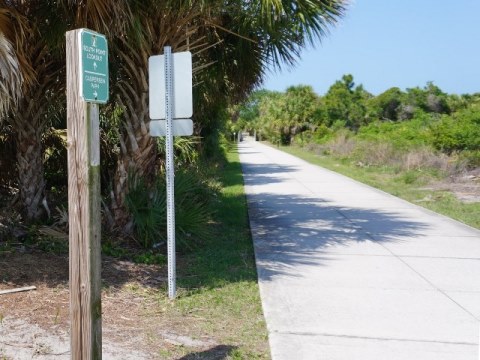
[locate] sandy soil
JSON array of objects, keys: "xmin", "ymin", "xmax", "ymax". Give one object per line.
[{"xmin": 0, "ymin": 253, "xmax": 220, "ymax": 359}]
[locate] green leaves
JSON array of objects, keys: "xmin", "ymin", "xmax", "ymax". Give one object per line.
[
  {"xmin": 125, "ymin": 169, "xmax": 214, "ymax": 251},
  {"xmin": 431, "ymin": 107, "xmax": 480, "ymax": 154}
]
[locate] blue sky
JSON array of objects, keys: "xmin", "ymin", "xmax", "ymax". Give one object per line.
[{"xmin": 262, "ymin": 0, "xmax": 480, "ymax": 96}]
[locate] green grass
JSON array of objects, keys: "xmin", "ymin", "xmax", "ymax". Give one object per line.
[
  {"xmin": 156, "ymin": 146, "xmax": 270, "ymax": 359},
  {"xmin": 279, "ymin": 144, "xmax": 480, "ymax": 230}
]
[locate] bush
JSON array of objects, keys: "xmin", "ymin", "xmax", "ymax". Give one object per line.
[
  {"xmin": 313, "ymin": 124, "xmax": 333, "ymax": 143},
  {"xmin": 357, "ymin": 114, "xmax": 433, "ymax": 150},
  {"xmin": 430, "ymin": 109, "xmax": 480, "ymax": 154},
  {"xmin": 459, "ymin": 150, "xmax": 480, "ymax": 169},
  {"xmin": 125, "ymin": 169, "xmax": 214, "ymax": 251}
]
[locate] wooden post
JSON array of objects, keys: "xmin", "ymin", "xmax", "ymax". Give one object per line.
[{"xmin": 66, "ymin": 29, "xmax": 102, "ymax": 359}]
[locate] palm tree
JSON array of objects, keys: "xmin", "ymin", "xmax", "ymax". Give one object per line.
[
  {"xmin": 1, "ymin": 0, "xmax": 346, "ymax": 226},
  {"xmin": 108, "ymin": 0, "xmax": 346, "ymax": 230},
  {"xmin": 0, "ymin": 2, "xmax": 57, "ymax": 221},
  {"xmin": 108, "ymin": 1, "xmax": 220, "ymax": 230},
  {"xmin": 0, "ymin": 0, "xmax": 125, "ymax": 221},
  {"xmin": 0, "ymin": 30, "xmax": 22, "ymax": 117}
]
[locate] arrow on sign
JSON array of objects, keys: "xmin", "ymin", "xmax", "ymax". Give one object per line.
[
  {"xmin": 93, "ymin": 62, "xmax": 97, "ymax": 70},
  {"xmin": 93, "ymin": 90, "xmax": 98, "ymax": 98}
]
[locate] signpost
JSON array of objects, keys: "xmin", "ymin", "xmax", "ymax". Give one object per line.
[
  {"xmin": 67, "ymin": 28, "xmax": 108, "ymax": 359},
  {"xmin": 149, "ymin": 49, "xmax": 193, "ymax": 299}
]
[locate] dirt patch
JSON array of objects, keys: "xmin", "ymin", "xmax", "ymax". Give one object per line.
[
  {"xmin": 0, "ymin": 252, "xmax": 223, "ymax": 359},
  {"xmin": 448, "ymin": 169, "xmax": 480, "ymax": 203},
  {"xmin": 421, "ymin": 168, "xmax": 480, "ymax": 203},
  {"xmin": 0, "ymin": 317, "xmax": 150, "ymax": 359}
]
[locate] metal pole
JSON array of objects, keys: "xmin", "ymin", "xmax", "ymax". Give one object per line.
[{"xmin": 164, "ymin": 46, "xmax": 176, "ymax": 299}]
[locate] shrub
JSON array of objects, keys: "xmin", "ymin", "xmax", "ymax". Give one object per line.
[
  {"xmin": 458, "ymin": 150, "xmax": 480, "ymax": 169},
  {"xmin": 358, "ymin": 114, "xmax": 433, "ymax": 150},
  {"xmin": 313, "ymin": 124, "xmax": 333, "ymax": 143},
  {"xmin": 125, "ymin": 169, "xmax": 214, "ymax": 251},
  {"xmin": 430, "ymin": 109, "xmax": 480, "ymax": 154}
]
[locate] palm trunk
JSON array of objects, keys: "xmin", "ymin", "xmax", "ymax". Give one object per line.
[
  {"xmin": 15, "ymin": 123, "xmax": 46, "ymax": 221},
  {"xmin": 111, "ymin": 57, "xmax": 157, "ymax": 232},
  {"xmin": 109, "ymin": 7, "xmax": 209, "ymax": 233},
  {"xmin": 11, "ymin": 93, "xmax": 48, "ymax": 222}
]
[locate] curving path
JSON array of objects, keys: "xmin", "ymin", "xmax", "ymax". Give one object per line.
[{"xmin": 239, "ymin": 139, "xmax": 480, "ymax": 360}]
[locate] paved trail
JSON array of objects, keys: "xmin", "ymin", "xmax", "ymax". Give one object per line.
[{"xmin": 239, "ymin": 139, "xmax": 480, "ymax": 360}]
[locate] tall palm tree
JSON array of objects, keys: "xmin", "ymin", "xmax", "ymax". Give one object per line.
[
  {"xmin": 108, "ymin": 1, "xmax": 216, "ymax": 230},
  {"xmin": 107, "ymin": 0, "xmax": 346, "ymax": 231}
]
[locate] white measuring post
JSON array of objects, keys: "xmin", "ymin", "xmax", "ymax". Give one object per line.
[
  {"xmin": 148, "ymin": 49, "xmax": 192, "ymax": 299},
  {"xmin": 164, "ymin": 46, "xmax": 176, "ymax": 299}
]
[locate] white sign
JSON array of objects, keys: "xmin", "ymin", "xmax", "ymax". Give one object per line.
[
  {"xmin": 150, "ymin": 119, "xmax": 193, "ymax": 137},
  {"xmin": 149, "ymin": 51, "xmax": 192, "ymax": 119}
]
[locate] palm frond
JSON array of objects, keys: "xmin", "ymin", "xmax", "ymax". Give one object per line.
[{"xmin": 0, "ymin": 32, "xmax": 22, "ymax": 117}]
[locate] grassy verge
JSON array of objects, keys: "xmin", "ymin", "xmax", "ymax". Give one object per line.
[
  {"xmin": 155, "ymin": 146, "xmax": 269, "ymax": 359},
  {"xmin": 0, "ymin": 146, "xmax": 269, "ymax": 359},
  {"xmin": 279, "ymin": 144, "xmax": 480, "ymax": 229}
]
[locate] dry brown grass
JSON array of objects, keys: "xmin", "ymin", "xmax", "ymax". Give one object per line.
[
  {"xmin": 304, "ymin": 135, "xmax": 463, "ymax": 176},
  {"xmin": 401, "ymin": 148, "xmax": 452, "ymax": 172}
]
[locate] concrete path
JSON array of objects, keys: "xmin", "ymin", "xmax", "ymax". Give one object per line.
[{"xmin": 238, "ymin": 139, "xmax": 480, "ymax": 360}]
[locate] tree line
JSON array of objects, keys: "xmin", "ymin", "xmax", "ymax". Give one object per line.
[
  {"xmin": 234, "ymin": 75, "xmax": 480, "ymax": 167},
  {"xmin": 0, "ymin": 1, "xmax": 346, "ymax": 243}
]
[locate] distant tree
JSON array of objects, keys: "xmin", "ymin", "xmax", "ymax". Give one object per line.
[
  {"xmin": 319, "ymin": 74, "xmax": 371, "ymax": 130},
  {"xmin": 282, "ymin": 85, "xmax": 319, "ymax": 142},
  {"xmin": 234, "ymin": 89, "xmax": 271, "ymax": 134},
  {"xmin": 257, "ymin": 90, "xmax": 285, "ymax": 142},
  {"xmin": 405, "ymin": 82, "xmax": 450, "ymax": 115},
  {"xmin": 370, "ymin": 87, "xmax": 404, "ymax": 121},
  {"xmin": 447, "ymin": 93, "xmax": 480, "ymax": 112},
  {"xmin": 253, "ymin": 85, "xmax": 320, "ymax": 145}
]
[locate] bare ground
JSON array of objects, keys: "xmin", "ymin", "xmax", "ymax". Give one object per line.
[
  {"xmin": 0, "ymin": 252, "xmax": 238, "ymax": 359},
  {"xmin": 422, "ymin": 168, "xmax": 480, "ymax": 203}
]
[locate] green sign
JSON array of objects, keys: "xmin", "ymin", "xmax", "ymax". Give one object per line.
[{"xmin": 79, "ymin": 29, "xmax": 109, "ymax": 103}]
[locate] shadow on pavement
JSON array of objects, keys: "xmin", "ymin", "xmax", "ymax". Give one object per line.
[
  {"xmin": 241, "ymin": 160, "xmax": 430, "ymax": 282},
  {"xmin": 178, "ymin": 345, "xmax": 237, "ymax": 360},
  {"xmin": 240, "ymin": 163, "xmax": 298, "ymax": 186}
]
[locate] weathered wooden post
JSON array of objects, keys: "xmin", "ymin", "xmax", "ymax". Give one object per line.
[{"xmin": 66, "ymin": 28, "xmax": 108, "ymax": 359}]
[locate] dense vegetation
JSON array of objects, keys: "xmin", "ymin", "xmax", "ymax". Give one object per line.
[
  {"xmin": 235, "ymin": 75, "xmax": 480, "ymax": 172},
  {"xmin": 0, "ymin": 0, "xmax": 346, "ymax": 251}
]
